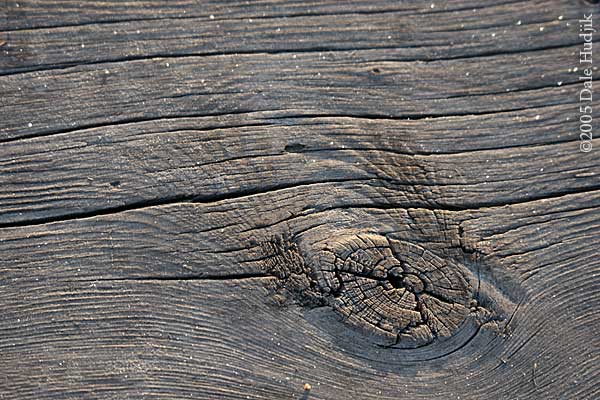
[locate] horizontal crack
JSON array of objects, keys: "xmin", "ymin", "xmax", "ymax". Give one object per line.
[
  {"xmin": 0, "ymin": 41, "xmax": 579, "ymax": 78},
  {"xmin": 449, "ymin": 184, "xmax": 600, "ymax": 210},
  {"xmin": 0, "ymin": 177, "xmax": 373, "ymax": 228},
  {"xmin": 0, "ymin": 100, "xmax": 579, "ymax": 151},
  {"xmin": 79, "ymin": 272, "xmax": 274, "ymax": 282},
  {"xmin": 0, "ymin": 106, "xmax": 550, "ymax": 145},
  {"xmin": 0, "ymin": 0, "xmax": 525, "ymax": 33},
  {"xmin": 0, "ymin": 109, "xmax": 279, "ymax": 144},
  {"xmin": 0, "ymin": 5, "xmax": 427, "ymax": 33},
  {"xmin": 2, "ymin": 181, "xmax": 599, "ymax": 229}
]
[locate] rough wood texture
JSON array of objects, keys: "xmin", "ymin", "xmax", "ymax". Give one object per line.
[{"xmin": 1, "ymin": 1, "xmax": 598, "ymax": 399}]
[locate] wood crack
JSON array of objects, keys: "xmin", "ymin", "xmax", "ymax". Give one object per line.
[
  {"xmin": 79, "ymin": 272, "xmax": 275, "ymax": 282},
  {"xmin": 0, "ymin": 41, "xmax": 579, "ymax": 78},
  {"xmin": 0, "ymin": 0, "xmax": 525, "ymax": 33},
  {"xmin": 0, "ymin": 178, "xmax": 373, "ymax": 228},
  {"xmin": 2, "ymin": 184, "xmax": 598, "ymax": 230},
  {"xmin": 0, "ymin": 110, "xmax": 281, "ymax": 144},
  {"xmin": 0, "ymin": 102, "xmax": 565, "ymax": 145}
]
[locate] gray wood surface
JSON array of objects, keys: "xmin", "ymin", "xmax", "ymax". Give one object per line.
[{"xmin": 1, "ymin": 1, "xmax": 598, "ymax": 399}]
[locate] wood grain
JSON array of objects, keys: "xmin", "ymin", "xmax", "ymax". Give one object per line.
[
  {"xmin": 0, "ymin": 1, "xmax": 582, "ymax": 75},
  {"xmin": 1, "ymin": 1, "xmax": 598, "ymax": 399},
  {"xmin": 2, "ymin": 106, "xmax": 597, "ymax": 225},
  {"xmin": 1, "ymin": 189, "xmax": 598, "ymax": 399}
]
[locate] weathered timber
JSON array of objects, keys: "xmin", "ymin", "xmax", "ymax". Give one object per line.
[{"xmin": 0, "ymin": 1, "xmax": 599, "ymax": 399}]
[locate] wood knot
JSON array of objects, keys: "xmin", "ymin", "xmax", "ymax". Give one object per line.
[
  {"xmin": 263, "ymin": 229, "xmax": 514, "ymax": 354},
  {"xmin": 305, "ymin": 232, "xmax": 475, "ymax": 348}
]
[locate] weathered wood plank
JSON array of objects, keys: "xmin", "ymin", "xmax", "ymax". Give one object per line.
[
  {"xmin": 1, "ymin": 107, "xmax": 597, "ymax": 225},
  {"xmin": 0, "ymin": 41, "xmax": 580, "ymax": 142},
  {"xmin": 1, "ymin": 190, "xmax": 597, "ymax": 398},
  {"xmin": 2, "ymin": 180, "xmax": 598, "ymax": 281},
  {"xmin": 0, "ymin": 1, "xmax": 580, "ymax": 75},
  {"xmin": 0, "ymin": 0, "xmax": 554, "ymax": 31},
  {"xmin": 1, "ymin": 276, "xmax": 595, "ymax": 400},
  {"xmin": 1, "ymin": 0, "xmax": 598, "ymax": 399},
  {"xmin": 0, "ymin": 278, "xmax": 518, "ymax": 399}
]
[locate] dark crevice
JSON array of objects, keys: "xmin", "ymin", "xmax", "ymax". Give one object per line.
[
  {"xmin": 388, "ymin": 274, "xmax": 403, "ymax": 289},
  {"xmin": 354, "ymin": 184, "xmax": 600, "ymax": 214},
  {"xmin": 0, "ymin": 110, "xmax": 279, "ymax": 144},
  {"xmin": 0, "ymin": 194, "xmax": 196, "ymax": 228},
  {"xmin": 451, "ymin": 184, "xmax": 600, "ymax": 210},
  {"xmin": 384, "ymin": 311, "xmax": 506, "ymax": 362},
  {"xmin": 279, "ymin": 136, "xmax": 583, "ymax": 158},
  {"xmin": 402, "ymin": 41, "xmax": 580, "ymax": 64},
  {"xmin": 2, "ymin": 181, "xmax": 599, "ymax": 230},
  {"xmin": 165, "ymin": 90, "xmax": 242, "ymax": 99},
  {"xmin": 398, "ymin": 320, "xmax": 483, "ymax": 361},
  {"xmin": 0, "ymin": 0, "xmax": 526, "ymax": 33},
  {"xmin": 0, "ymin": 44, "xmax": 438, "ymax": 77},
  {"xmin": 1, "ymin": 96, "xmax": 577, "ymax": 145},
  {"xmin": 189, "ymin": 178, "xmax": 374, "ymax": 204},
  {"xmin": 0, "ymin": 6, "xmax": 423, "ymax": 33},
  {"xmin": 265, "ymin": 103, "xmax": 572, "ymax": 123},
  {"xmin": 283, "ymin": 143, "xmax": 307, "ymax": 153},
  {"xmin": 482, "ymin": 202, "xmax": 600, "ymax": 239},
  {"xmin": 439, "ymin": 80, "xmax": 579, "ymax": 101},
  {"xmin": 0, "ymin": 177, "xmax": 373, "ymax": 228},
  {"xmin": 79, "ymin": 272, "xmax": 274, "ymax": 282},
  {"xmin": 0, "ymin": 40, "xmax": 579, "ymax": 78}
]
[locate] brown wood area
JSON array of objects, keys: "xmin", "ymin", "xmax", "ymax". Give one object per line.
[{"xmin": 1, "ymin": 1, "xmax": 599, "ymax": 399}]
